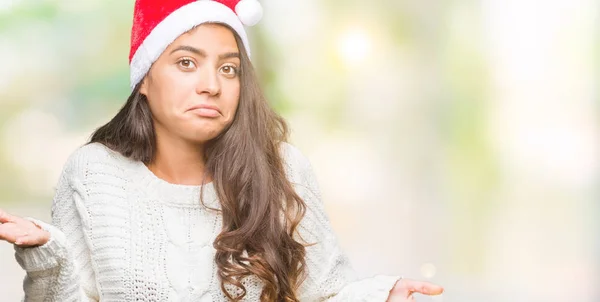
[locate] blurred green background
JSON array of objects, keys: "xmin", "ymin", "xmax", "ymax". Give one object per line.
[{"xmin": 1, "ymin": 0, "xmax": 599, "ymax": 301}]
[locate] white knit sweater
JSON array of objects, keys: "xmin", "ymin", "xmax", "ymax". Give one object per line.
[{"xmin": 14, "ymin": 142, "xmax": 399, "ymax": 301}]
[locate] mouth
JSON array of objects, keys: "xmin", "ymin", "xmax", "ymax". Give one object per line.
[{"xmin": 187, "ymin": 104, "xmax": 222, "ymax": 118}]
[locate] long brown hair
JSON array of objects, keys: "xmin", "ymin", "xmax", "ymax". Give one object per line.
[{"xmin": 90, "ymin": 24, "xmax": 308, "ymax": 301}]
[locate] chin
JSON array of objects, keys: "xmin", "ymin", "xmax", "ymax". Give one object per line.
[
  {"xmin": 184, "ymin": 126, "xmax": 226, "ymax": 143},
  {"xmin": 178, "ymin": 117, "xmax": 231, "ymax": 141}
]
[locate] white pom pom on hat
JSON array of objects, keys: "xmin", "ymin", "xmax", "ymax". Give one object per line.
[{"xmin": 235, "ymin": 0, "xmax": 263, "ymax": 26}]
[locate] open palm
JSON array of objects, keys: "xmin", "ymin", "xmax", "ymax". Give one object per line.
[
  {"xmin": 0, "ymin": 209, "xmax": 49, "ymax": 247},
  {"xmin": 387, "ymin": 278, "xmax": 444, "ymax": 302}
]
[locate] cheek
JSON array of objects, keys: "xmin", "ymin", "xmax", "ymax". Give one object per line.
[
  {"xmin": 146, "ymin": 88, "xmax": 169, "ymax": 121},
  {"xmin": 147, "ymin": 75, "xmax": 193, "ymax": 120},
  {"xmin": 222, "ymin": 82, "xmax": 241, "ymax": 121}
]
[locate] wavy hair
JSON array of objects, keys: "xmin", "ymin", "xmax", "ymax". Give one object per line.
[{"xmin": 90, "ymin": 23, "xmax": 308, "ymax": 301}]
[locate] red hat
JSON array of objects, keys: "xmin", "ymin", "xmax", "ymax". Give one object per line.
[{"xmin": 129, "ymin": 0, "xmax": 263, "ymax": 89}]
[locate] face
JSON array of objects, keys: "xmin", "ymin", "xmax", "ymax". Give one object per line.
[{"xmin": 140, "ymin": 23, "xmax": 241, "ymax": 144}]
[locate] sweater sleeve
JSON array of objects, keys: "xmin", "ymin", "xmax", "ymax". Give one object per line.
[
  {"xmin": 281, "ymin": 143, "xmax": 400, "ymax": 302},
  {"xmin": 14, "ymin": 152, "xmax": 99, "ymax": 302}
]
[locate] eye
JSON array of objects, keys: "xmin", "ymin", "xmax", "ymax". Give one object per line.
[
  {"xmin": 178, "ymin": 58, "xmax": 196, "ymax": 70},
  {"xmin": 219, "ymin": 64, "xmax": 238, "ymax": 77}
]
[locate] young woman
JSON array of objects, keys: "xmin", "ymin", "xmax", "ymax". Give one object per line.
[{"xmin": 0, "ymin": 0, "xmax": 443, "ymax": 301}]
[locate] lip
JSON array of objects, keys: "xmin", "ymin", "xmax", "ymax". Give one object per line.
[{"xmin": 186, "ymin": 104, "xmax": 222, "ymax": 117}]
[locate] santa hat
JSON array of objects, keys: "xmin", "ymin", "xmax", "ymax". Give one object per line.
[{"xmin": 129, "ymin": 0, "xmax": 263, "ymax": 89}]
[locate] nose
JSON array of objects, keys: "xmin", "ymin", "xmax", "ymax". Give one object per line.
[{"xmin": 196, "ymin": 65, "xmax": 221, "ymax": 96}]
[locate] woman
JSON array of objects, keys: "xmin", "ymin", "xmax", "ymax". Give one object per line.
[{"xmin": 0, "ymin": 0, "xmax": 443, "ymax": 301}]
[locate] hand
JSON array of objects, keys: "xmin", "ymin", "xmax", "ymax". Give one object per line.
[
  {"xmin": 387, "ymin": 278, "xmax": 444, "ymax": 302},
  {"xmin": 0, "ymin": 208, "xmax": 50, "ymax": 248}
]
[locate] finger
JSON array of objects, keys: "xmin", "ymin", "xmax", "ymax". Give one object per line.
[
  {"xmin": 0, "ymin": 209, "xmax": 16, "ymax": 223},
  {"xmin": 14, "ymin": 232, "xmax": 33, "ymax": 246},
  {"xmin": 401, "ymin": 279, "xmax": 444, "ymax": 296},
  {"xmin": 0, "ymin": 223, "xmax": 19, "ymax": 243}
]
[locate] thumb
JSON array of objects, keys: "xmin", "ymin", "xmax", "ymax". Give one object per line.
[
  {"xmin": 398, "ymin": 279, "xmax": 444, "ymax": 296},
  {"xmin": 0, "ymin": 209, "xmax": 15, "ymax": 224}
]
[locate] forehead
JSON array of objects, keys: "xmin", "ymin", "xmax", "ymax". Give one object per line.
[{"xmin": 171, "ymin": 23, "xmax": 239, "ymax": 52}]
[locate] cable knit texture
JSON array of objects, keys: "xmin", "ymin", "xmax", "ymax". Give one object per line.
[{"xmin": 14, "ymin": 142, "xmax": 399, "ymax": 301}]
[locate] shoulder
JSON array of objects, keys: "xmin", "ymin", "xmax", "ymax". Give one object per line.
[
  {"xmin": 61, "ymin": 142, "xmax": 134, "ymax": 189},
  {"xmin": 63, "ymin": 142, "xmax": 125, "ymax": 172},
  {"xmin": 279, "ymin": 142, "xmax": 312, "ymax": 173},
  {"xmin": 278, "ymin": 142, "xmax": 320, "ymax": 190}
]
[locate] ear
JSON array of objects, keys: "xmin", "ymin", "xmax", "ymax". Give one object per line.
[{"xmin": 139, "ymin": 76, "xmax": 149, "ymax": 96}]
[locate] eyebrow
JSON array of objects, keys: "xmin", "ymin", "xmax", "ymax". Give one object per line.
[{"xmin": 170, "ymin": 45, "xmax": 240, "ymax": 60}]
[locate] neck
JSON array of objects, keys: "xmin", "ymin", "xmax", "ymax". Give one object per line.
[{"xmin": 147, "ymin": 130, "xmax": 210, "ymax": 186}]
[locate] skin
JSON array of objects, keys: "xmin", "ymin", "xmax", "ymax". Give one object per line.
[
  {"xmin": 140, "ymin": 23, "xmax": 242, "ymax": 186},
  {"xmin": 0, "ymin": 24, "xmax": 443, "ymax": 301}
]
